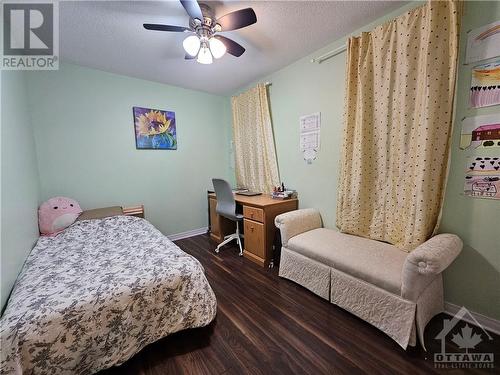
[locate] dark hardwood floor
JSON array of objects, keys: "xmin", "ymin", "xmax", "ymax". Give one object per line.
[{"xmin": 101, "ymin": 234, "xmax": 500, "ymax": 374}]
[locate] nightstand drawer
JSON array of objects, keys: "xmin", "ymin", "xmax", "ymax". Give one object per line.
[
  {"xmin": 244, "ymin": 219, "xmax": 265, "ymax": 258},
  {"xmin": 243, "ymin": 206, "xmax": 264, "ymax": 223}
]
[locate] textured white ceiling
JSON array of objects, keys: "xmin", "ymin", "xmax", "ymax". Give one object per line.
[{"xmin": 60, "ymin": 1, "xmax": 406, "ymax": 95}]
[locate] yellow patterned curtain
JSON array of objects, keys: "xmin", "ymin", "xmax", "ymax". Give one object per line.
[
  {"xmin": 231, "ymin": 84, "xmax": 280, "ymax": 193},
  {"xmin": 336, "ymin": 1, "xmax": 462, "ymax": 251}
]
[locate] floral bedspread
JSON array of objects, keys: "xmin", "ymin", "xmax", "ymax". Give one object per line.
[{"xmin": 0, "ymin": 216, "xmax": 217, "ymax": 374}]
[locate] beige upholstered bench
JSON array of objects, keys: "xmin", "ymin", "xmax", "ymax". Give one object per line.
[{"xmin": 275, "ymin": 208, "xmax": 462, "ymax": 349}]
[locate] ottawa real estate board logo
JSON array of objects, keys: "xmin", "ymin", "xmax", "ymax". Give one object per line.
[
  {"xmin": 434, "ymin": 307, "xmax": 495, "ymax": 369},
  {"xmin": 1, "ymin": 1, "xmax": 59, "ymax": 70}
]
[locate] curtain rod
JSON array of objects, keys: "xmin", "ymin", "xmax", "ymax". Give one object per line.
[{"xmin": 310, "ymin": 44, "xmax": 347, "ymax": 64}]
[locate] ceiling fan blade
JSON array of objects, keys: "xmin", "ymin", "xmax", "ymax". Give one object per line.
[
  {"xmin": 214, "ymin": 35, "xmax": 245, "ymax": 57},
  {"xmin": 143, "ymin": 24, "xmax": 189, "ymax": 32},
  {"xmin": 180, "ymin": 0, "xmax": 203, "ymax": 21},
  {"xmin": 185, "ymin": 54, "xmax": 196, "ymax": 60},
  {"xmin": 217, "ymin": 8, "xmax": 256, "ymax": 31}
]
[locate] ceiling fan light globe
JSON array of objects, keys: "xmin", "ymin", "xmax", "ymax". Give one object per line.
[
  {"xmin": 197, "ymin": 46, "xmax": 213, "ymax": 64},
  {"xmin": 183, "ymin": 35, "xmax": 201, "ymax": 56},
  {"xmin": 209, "ymin": 37, "xmax": 226, "ymax": 59}
]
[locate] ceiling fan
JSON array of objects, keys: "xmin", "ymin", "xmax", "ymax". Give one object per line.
[{"xmin": 143, "ymin": 0, "xmax": 257, "ymax": 64}]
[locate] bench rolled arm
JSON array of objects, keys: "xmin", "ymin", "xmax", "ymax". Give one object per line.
[
  {"xmin": 275, "ymin": 208, "xmax": 322, "ymax": 247},
  {"xmin": 401, "ymin": 234, "xmax": 462, "ymax": 301},
  {"xmin": 405, "ymin": 234, "xmax": 463, "ymax": 275}
]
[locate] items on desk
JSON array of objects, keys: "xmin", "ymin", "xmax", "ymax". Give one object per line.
[
  {"xmin": 233, "ymin": 187, "xmax": 262, "ymax": 196},
  {"xmin": 273, "ymin": 182, "xmax": 285, "ymax": 193},
  {"xmin": 272, "ymin": 182, "xmax": 297, "ymax": 200},
  {"xmin": 233, "ymin": 188, "xmax": 249, "ymax": 193},
  {"xmin": 236, "ymin": 191, "xmax": 262, "ymax": 196},
  {"xmin": 272, "ymin": 191, "xmax": 297, "ymax": 200}
]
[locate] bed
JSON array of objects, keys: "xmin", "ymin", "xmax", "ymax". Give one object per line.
[{"xmin": 0, "ymin": 215, "xmax": 217, "ymax": 374}]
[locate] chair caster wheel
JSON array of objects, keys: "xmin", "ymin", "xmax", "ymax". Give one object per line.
[
  {"xmin": 238, "ymin": 253, "xmax": 243, "ymax": 257},
  {"xmin": 215, "ymin": 249, "xmax": 220, "ymax": 254}
]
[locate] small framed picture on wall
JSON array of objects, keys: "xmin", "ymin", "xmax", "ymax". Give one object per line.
[{"xmin": 132, "ymin": 106, "xmax": 177, "ymax": 150}]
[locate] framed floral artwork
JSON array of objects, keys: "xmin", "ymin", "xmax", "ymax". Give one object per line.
[{"xmin": 133, "ymin": 106, "xmax": 177, "ymax": 150}]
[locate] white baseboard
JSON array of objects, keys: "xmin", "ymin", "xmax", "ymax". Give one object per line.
[
  {"xmin": 168, "ymin": 227, "xmax": 208, "ymax": 241},
  {"xmin": 444, "ymin": 301, "xmax": 500, "ymax": 336}
]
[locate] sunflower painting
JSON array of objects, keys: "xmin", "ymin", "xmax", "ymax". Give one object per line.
[{"xmin": 133, "ymin": 106, "xmax": 177, "ymax": 150}]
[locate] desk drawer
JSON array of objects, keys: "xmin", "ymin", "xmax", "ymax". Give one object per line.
[
  {"xmin": 243, "ymin": 206, "xmax": 264, "ymax": 223},
  {"xmin": 244, "ymin": 219, "xmax": 265, "ymax": 258}
]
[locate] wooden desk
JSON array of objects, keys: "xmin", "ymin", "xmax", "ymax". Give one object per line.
[{"xmin": 208, "ymin": 193, "xmax": 298, "ymax": 267}]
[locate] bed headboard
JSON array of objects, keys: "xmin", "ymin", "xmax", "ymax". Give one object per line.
[
  {"xmin": 77, "ymin": 206, "xmax": 124, "ymax": 221},
  {"xmin": 77, "ymin": 205, "xmax": 145, "ymax": 221}
]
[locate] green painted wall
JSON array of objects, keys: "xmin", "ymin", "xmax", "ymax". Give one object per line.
[
  {"xmin": 1, "ymin": 71, "xmax": 41, "ymax": 309},
  {"xmin": 440, "ymin": 1, "xmax": 500, "ymax": 320},
  {"xmin": 234, "ymin": 2, "xmax": 499, "ymax": 319},
  {"xmin": 26, "ymin": 63, "xmax": 232, "ymax": 236}
]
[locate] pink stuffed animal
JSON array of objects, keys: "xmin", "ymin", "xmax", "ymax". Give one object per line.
[{"xmin": 39, "ymin": 197, "xmax": 82, "ymax": 236}]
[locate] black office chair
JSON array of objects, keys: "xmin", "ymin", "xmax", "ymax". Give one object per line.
[{"xmin": 212, "ymin": 178, "xmax": 243, "ymax": 256}]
